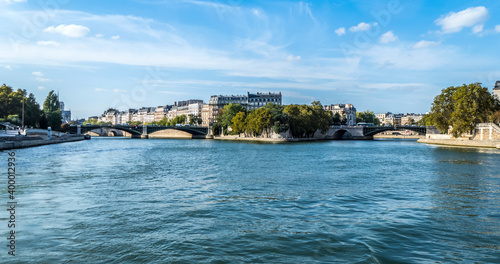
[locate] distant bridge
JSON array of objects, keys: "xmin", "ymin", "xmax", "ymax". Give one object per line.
[
  {"xmin": 69, "ymin": 125, "xmax": 209, "ymax": 138},
  {"xmin": 325, "ymin": 126, "xmax": 437, "ymax": 139}
]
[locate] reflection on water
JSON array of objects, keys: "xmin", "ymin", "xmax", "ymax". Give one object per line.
[{"xmin": 2, "ymin": 138, "xmax": 499, "ymax": 263}]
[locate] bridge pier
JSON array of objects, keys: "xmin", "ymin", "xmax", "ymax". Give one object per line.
[{"xmin": 141, "ymin": 126, "xmax": 148, "ymax": 139}]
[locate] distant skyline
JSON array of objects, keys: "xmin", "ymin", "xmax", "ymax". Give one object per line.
[{"xmin": 1, "ymin": 0, "xmax": 500, "ymax": 119}]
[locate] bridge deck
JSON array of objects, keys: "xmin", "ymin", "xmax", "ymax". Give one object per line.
[{"xmin": 69, "ymin": 125, "xmax": 209, "ymax": 136}]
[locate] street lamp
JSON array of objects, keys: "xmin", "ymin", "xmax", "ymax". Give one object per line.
[{"xmin": 22, "ymin": 96, "xmax": 25, "ymax": 129}]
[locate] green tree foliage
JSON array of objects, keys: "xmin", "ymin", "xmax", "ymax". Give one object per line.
[
  {"xmin": 83, "ymin": 118, "xmax": 98, "ymax": 125},
  {"xmin": 284, "ymin": 101, "xmax": 331, "ymax": 138},
  {"xmin": 43, "ymin": 90, "xmax": 62, "ymax": 130},
  {"xmin": 157, "ymin": 117, "xmax": 169, "ymax": 126},
  {"xmin": 25, "ymin": 93, "xmax": 43, "ymax": 127},
  {"xmin": 231, "ymin": 112, "xmax": 247, "ymax": 134},
  {"xmin": 356, "ymin": 110, "xmax": 380, "ymax": 125},
  {"xmin": 491, "ymin": 111, "xmax": 500, "ymax": 124},
  {"xmin": 0, "ymin": 85, "xmax": 28, "ymax": 119},
  {"xmin": 188, "ymin": 114, "xmax": 202, "ymax": 126},
  {"xmin": 211, "ymin": 122, "xmax": 222, "ymax": 135},
  {"xmin": 0, "ymin": 84, "xmax": 43, "ymax": 128},
  {"xmin": 245, "ymin": 107, "xmax": 273, "ymax": 136},
  {"xmin": 428, "ymin": 83, "xmax": 499, "ymax": 137},
  {"xmin": 332, "ymin": 112, "xmax": 341, "ymax": 124},
  {"xmin": 416, "ymin": 114, "xmax": 430, "ymax": 126},
  {"xmin": 168, "ymin": 115, "xmax": 187, "ymax": 126},
  {"xmin": 7, "ymin": 115, "xmax": 21, "ymax": 126},
  {"xmin": 211, "ymin": 102, "xmax": 331, "ymax": 138},
  {"xmin": 128, "ymin": 121, "xmax": 142, "ymax": 126},
  {"xmin": 216, "ymin": 103, "xmax": 246, "ymax": 134}
]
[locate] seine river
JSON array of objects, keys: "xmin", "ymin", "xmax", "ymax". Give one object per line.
[{"xmin": 2, "ymin": 138, "xmax": 500, "ymax": 263}]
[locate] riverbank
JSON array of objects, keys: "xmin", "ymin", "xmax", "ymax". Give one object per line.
[
  {"xmin": 213, "ymin": 135, "xmax": 353, "ymax": 142},
  {"xmin": 417, "ymin": 138, "xmax": 500, "ymax": 148},
  {"xmin": 0, "ymin": 135, "xmax": 86, "ymax": 150},
  {"xmin": 374, "ymin": 134, "xmax": 424, "ymax": 139}
]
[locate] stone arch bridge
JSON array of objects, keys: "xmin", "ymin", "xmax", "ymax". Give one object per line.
[
  {"xmin": 324, "ymin": 126, "xmax": 437, "ymax": 140},
  {"xmin": 69, "ymin": 125, "xmax": 209, "ymax": 139}
]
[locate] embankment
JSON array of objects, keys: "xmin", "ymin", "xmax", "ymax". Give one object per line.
[
  {"xmin": 0, "ymin": 135, "xmax": 85, "ymax": 150},
  {"xmin": 418, "ymin": 133, "xmax": 500, "ymax": 148},
  {"xmin": 417, "ymin": 138, "xmax": 500, "ymax": 148}
]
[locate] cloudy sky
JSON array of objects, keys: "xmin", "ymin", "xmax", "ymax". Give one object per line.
[{"xmin": 1, "ymin": 0, "xmax": 499, "ymax": 119}]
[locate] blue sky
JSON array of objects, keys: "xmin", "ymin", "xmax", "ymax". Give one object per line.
[{"xmin": 1, "ymin": 0, "xmax": 500, "ymax": 119}]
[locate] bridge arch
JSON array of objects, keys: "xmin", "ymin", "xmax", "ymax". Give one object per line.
[
  {"xmin": 332, "ymin": 129, "xmax": 353, "ymax": 140},
  {"xmin": 363, "ymin": 126, "xmax": 427, "ymax": 137}
]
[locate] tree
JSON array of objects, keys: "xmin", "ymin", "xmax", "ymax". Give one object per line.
[
  {"xmin": 7, "ymin": 115, "xmax": 21, "ymax": 126},
  {"xmin": 0, "ymin": 84, "xmax": 13, "ymax": 117},
  {"xmin": 215, "ymin": 103, "xmax": 246, "ymax": 135},
  {"xmin": 491, "ymin": 111, "xmax": 500, "ymax": 124},
  {"xmin": 188, "ymin": 114, "xmax": 202, "ymax": 126},
  {"xmin": 25, "ymin": 93, "xmax": 43, "ymax": 127},
  {"xmin": 356, "ymin": 110, "xmax": 380, "ymax": 125},
  {"xmin": 39, "ymin": 112, "xmax": 48, "ymax": 129},
  {"xmin": 428, "ymin": 83, "xmax": 499, "ymax": 137},
  {"xmin": 245, "ymin": 108, "xmax": 273, "ymax": 136},
  {"xmin": 157, "ymin": 117, "xmax": 169, "ymax": 126},
  {"xmin": 211, "ymin": 122, "xmax": 222, "ymax": 135},
  {"xmin": 416, "ymin": 114, "xmax": 430, "ymax": 126},
  {"xmin": 284, "ymin": 102, "xmax": 331, "ymax": 138},
  {"xmin": 0, "ymin": 85, "xmax": 28, "ymax": 120},
  {"xmin": 332, "ymin": 112, "xmax": 341, "ymax": 124},
  {"xmin": 43, "ymin": 90, "xmax": 62, "ymax": 130},
  {"xmin": 84, "ymin": 117, "xmax": 98, "ymax": 125},
  {"xmin": 231, "ymin": 112, "xmax": 247, "ymax": 134}
]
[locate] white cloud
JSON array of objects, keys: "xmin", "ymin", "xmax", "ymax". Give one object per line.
[
  {"xmin": 495, "ymin": 25, "xmax": 500, "ymax": 33},
  {"xmin": 32, "ymin": 71, "xmax": 51, "ymax": 82},
  {"xmin": 94, "ymin": 88, "xmax": 107, "ymax": 92},
  {"xmin": 349, "ymin": 22, "xmax": 377, "ymax": 32},
  {"xmin": 44, "ymin": 24, "xmax": 90, "ymax": 38},
  {"xmin": 0, "ymin": 9, "xmax": 359, "ymax": 83},
  {"xmin": 286, "ymin": 55, "xmax": 301, "ymax": 61},
  {"xmin": 472, "ymin": 24, "xmax": 483, "ymax": 34},
  {"xmin": 3, "ymin": 65, "xmax": 12, "ymax": 70},
  {"xmin": 95, "ymin": 34, "xmax": 104, "ymax": 38},
  {"xmin": 113, "ymin": 88, "xmax": 127, "ymax": 93},
  {"xmin": 36, "ymin": 40, "xmax": 60, "ymax": 47},
  {"xmin": 111, "ymin": 35, "xmax": 120, "ymax": 40},
  {"xmin": 435, "ymin": 6, "xmax": 489, "ymax": 34},
  {"xmin": 37, "ymin": 86, "xmax": 45, "ymax": 90},
  {"xmin": 413, "ymin": 40, "xmax": 441, "ymax": 49},
  {"xmin": 334, "ymin": 27, "xmax": 346, "ymax": 36},
  {"xmin": 379, "ymin": 31, "xmax": 398, "ymax": 44}
]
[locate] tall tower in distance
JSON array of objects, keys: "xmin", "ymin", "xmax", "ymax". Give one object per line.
[{"xmin": 494, "ymin": 81, "xmax": 500, "ymax": 100}]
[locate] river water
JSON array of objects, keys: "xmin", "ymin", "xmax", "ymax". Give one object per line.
[{"xmin": 2, "ymin": 138, "xmax": 500, "ymax": 263}]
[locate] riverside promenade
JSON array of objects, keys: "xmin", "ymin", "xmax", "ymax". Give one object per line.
[
  {"xmin": 0, "ymin": 129, "xmax": 85, "ymax": 150},
  {"xmin": 417, "ymin": 123, "xmax": 500, "ymax": 149}
]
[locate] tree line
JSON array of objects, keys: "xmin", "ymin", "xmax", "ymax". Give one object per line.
[
  {"xmin": 211, "ymin": 101, "xmax": 333, "ymax": 138},
  {"xmin": 422, "ymin": 83, "xmax": 500, "ymax": 137},
  {"xmin": 0, "ymin": 84, "xmax": 62, "ymax": 130}
]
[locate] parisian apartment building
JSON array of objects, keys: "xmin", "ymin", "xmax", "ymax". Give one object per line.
[
  {"xmin": 96, "ymin": 92, "xmax": 283, "ymax": 126},
  {"xmin": 324, "ymin": 104, "xmax": 357, "ymax": 126}
]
